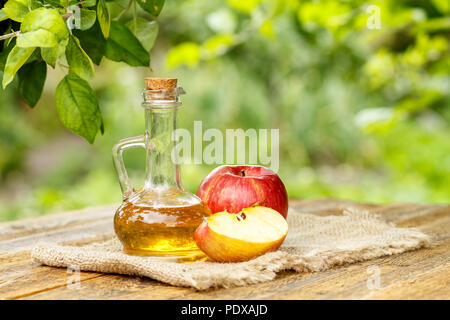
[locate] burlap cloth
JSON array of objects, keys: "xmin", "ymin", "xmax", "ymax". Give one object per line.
[{"xmin": 31, "ymin": 207, "xmax": 430, "ymax": 290}]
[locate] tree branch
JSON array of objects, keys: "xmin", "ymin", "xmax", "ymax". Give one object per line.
[{"xmin": 0, "ymin": 30, "xmax": 21, "ymax": 41}]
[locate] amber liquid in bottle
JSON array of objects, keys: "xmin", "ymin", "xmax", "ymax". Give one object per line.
[{"xmin": 114, "ymin": 195, "xmax": 211, "ymax": 256}]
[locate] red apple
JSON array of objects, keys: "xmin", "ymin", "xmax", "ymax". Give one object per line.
[
  {"xmin": 197, "ymin": 165, "xmax": 288, "ymax": 218},
  {"xmin": 194, "ymin": 206, "xmax": 289, "ymax": 262}
]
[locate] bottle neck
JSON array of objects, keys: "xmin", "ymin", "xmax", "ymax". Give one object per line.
[{"xmin": 144, "ymin": 107, "xmax": 182, "ymax": 190}]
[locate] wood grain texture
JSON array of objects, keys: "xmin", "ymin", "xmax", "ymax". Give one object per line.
[{"xmin": 0, "ymin": 198, "xmax": 448, "ymax": 300}]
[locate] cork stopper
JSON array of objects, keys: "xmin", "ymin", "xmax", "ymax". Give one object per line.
[
  {"xmin": 143, "ymin": 78, "xmax": 184, "ymax": 104},
  {"xmin": 145, "ymin": 78, "xmax": 177, "ymax": 90}
]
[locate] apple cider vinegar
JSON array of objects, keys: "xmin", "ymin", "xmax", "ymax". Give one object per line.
[
  {"xmin": 112, "ymin": 78, "xmax": 211, "ymax": 257},
  {"xmin": 114, "ymin": 197, "xmax": 211, "ymax": 255}
]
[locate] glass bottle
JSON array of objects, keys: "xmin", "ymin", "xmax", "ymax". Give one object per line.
[{"xmin": 112, "ymin": 78, "xmax": 211, "ymax": 256}]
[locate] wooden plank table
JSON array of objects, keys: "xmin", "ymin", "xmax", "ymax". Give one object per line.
[{"xmin": 0, "ymin": 198, "xmax": 448, "ymax": 300}]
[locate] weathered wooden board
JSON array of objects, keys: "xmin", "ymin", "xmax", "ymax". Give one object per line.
[{"xmin": 0, "ymin": 199, "xmax": 448, "ymax": 300}]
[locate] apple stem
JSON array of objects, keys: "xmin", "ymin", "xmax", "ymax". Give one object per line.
[{"xmin": 240, "ymin": 170, "xmax": 245, "ymax": 177}]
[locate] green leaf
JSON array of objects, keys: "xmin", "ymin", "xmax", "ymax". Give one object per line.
[
  {"xmin": 66, "ymin": 34, "xmax": 94, "ymax": 80},
  {"xmin": 0, "ymin": 10, "xmax": 8, "ymax": 22},
  {"xmin": 81, "ymin": 0, "xmax": 96, "ymax": 7},
  {"xmin": 97, "ymin": 0, "xmax": 110, "ymax": 38},
  {"xmin": 27, "ymin": 0, "xmax": 41, "ymax": 9},
  {"xmin": 3, "ymin": 0, "xmax": 29, "ymax": 22},
  {"xmin": 20, "ymin": 7, "xmax": 70, "ymax": 67},
  {"xmin": 0, "ymin": 39, "xmax": 16, "ymax": 82},
  {"xmin": 18, "ymin": 60, "xmax": 47, "ymax": 107},
  {"xmin": 21, "ymin": 7, "xmax": 68, "ymax": 39},
  {"xmin": 55, "ymin": 74, "xmax": 103, "ymax": 144},
  {"xmin": 136, "ymin": 0, "xmax": 164, "ymax": 17},
  {"xmin": 41, "ymin": 41, "xmax": 67, "ymax": 67},
  {"xmin": 67, "ymin": 7, "xmax": 96, "ymax": 31},
  {"xmin": 125, "ymin": 18, "xmax": 158, "ymax": 51},
  {"xmin": 17, "ymin": 29, "xmax": 58, "ymax": 47},
  {"xmin": 2, "ymin": 45, "xmax": 35, "ymax": 88},
  {"xmin": 105, "ymin": 21, "xmax": 149, "ymax": 66},
  {"xmin": 80, "ymin": 8, "xmax": 96, "ymax": 30},
  {"xmin": 73, "ymin": 20, "xmax": 106, "ymax": 65},
  {"xmin": 43, "ymin": 0, "xmax": 63, "ymax": 7}
]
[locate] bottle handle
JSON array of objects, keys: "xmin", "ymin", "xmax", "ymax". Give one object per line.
[{"xmin": 112, "ymin": 135, "xmax": 145, "ymax": 199}]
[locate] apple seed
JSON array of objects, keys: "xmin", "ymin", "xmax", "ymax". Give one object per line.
[{"xmin": 236, "ymin": 212, "xmax": 247, "ymax": 221}]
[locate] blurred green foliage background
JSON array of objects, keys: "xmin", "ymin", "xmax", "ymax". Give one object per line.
[{"xmin": 0, "ymin": 0, "xmax": 449, "ymax": 221}]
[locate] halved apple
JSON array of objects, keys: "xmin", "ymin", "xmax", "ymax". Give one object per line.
[{"xmin": 194, "ymin": 206, "xmax": 289, "ymax": 262}]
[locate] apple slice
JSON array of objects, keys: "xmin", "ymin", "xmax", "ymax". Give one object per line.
[{"xmin": 194, "ymin": 206, "xmax": 289, "ymax": 262}]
